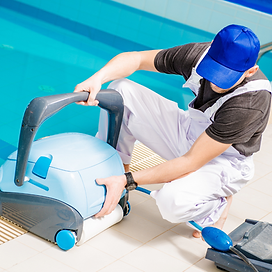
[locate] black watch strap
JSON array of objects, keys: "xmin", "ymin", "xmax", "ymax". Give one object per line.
[{"xmin": 125, "ymin": 172, "xmax": 138, "ymax": 191}]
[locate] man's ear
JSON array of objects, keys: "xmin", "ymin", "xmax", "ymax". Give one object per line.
[{"xmin": 245, "ymin": 65, "xmax": 259, "ymax": 78}]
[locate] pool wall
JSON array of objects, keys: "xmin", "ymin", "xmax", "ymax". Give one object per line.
[
  {"xmin": 113, "ymin": 0, "xmax": 272, "ymax": 44},
  {"xmin": 12, "ymin": 0, "xmax": 272, "ymax": 46}
]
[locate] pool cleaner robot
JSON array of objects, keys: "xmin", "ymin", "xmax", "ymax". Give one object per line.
[{"xmin": 0, "ymin": 90, "xmax": 129, "ymax": 250}]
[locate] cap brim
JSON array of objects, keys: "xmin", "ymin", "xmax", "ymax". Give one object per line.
[{"xmin": 196, "ymin": 53, "xmax": 244, "ymax": 89}]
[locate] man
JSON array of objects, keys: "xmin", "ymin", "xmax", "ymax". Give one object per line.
[{"xmin": 74, "ymin": 24, "xmax": 271, "ymax": 237}]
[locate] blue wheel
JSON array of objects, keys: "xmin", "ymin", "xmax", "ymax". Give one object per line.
[{"xmin": 56, "ymin": 230, "xmax": 76, "ymax": 251}]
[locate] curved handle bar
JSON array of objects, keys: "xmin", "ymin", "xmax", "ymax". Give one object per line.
[{"xmin": 14, "ymin": 89, "xmax": 124, "ymax": 186}]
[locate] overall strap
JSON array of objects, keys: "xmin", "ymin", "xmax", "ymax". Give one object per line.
[{"xmin": 204, "ymin": 79, "xmax": 272, "ymax": 121}]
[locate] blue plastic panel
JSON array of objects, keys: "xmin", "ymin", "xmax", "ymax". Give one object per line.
[{"xmin": 32, "ymin": 155, "xmax": 52, "ymax": 179}]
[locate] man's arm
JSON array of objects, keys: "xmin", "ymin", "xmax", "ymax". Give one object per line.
[
  {"xmin": 95, "ymin": 132, "xmax": 231, "ymax": 217},
  {"xmin": 74, "ymin": 50, "xmax": 161, "ymax": 105}
]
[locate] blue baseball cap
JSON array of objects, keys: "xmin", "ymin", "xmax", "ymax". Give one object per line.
[{"xmin": 196, "ymin": 24, "xmax": 260, "ymax": 89}]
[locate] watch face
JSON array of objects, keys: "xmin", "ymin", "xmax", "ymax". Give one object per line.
[
  {"xmin": 125, "ymin": 172, "xmax": 137, "ymax": 191},
  {"xmin": 126, "ymin": 183, "xmax": 137, "ymax": 191}
]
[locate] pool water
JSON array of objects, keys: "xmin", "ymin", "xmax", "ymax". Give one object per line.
[
  {"xmin": 0, "ymin": 5, "xmax": 191, "ymax": 151},
  {"xmin": 0, "ymin": 1, "xmax": 271, "ymax": 166},
  {"xmin": 0, "ymin": 3, "xmax": 198, "ymax": 165}
]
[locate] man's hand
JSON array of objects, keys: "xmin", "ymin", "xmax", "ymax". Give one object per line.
[
  {"xmin": 95, "ymin": 175, "xmax": 127, "ymax": 217},
  {"xmin": 74, "ymin": 76, "xmax": 102, "ymax": 106},
  {"xmin": 73, "ymin": 50, "xmax": 161, "ymax": 107}
]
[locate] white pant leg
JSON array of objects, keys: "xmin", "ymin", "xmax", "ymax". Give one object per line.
[
  {"xmin": 151, "ymin": 155, "xmax": 254, "ymax": 227},
  {"xmin": 150, "ymin": 162, "xmax": 227, "ymax": 226},
  {"xmin": 97, "ymin": 78, "xmax": 191, "ymax": 164}
]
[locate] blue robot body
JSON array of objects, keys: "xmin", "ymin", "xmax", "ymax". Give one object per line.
[{"xmin": 0, "ymin": 133, "xmax": 125, "ymax": 219}]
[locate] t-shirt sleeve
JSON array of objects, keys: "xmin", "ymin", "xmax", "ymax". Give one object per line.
[
  {"xmin": 206, "ymin": 90, "xmax": 271, "ymax": 156},
  {"xmin": 154, "ymin": 42, "xmax": 210, "ymax": 81}
]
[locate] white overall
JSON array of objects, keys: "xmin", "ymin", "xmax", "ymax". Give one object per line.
[{"xmin": 97, "ymin": 69, "xmax": 271, "ymax": 227}]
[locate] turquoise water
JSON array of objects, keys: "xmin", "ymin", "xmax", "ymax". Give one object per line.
[
  {"xmin": 0, "ymin": 2, "xmax": 271, "ymax": 166},
  {"xmin": 0, "ymin": 3, "xmax": 199, "ymax": 165},
  {"xmin": 0, "ymin": 5, "xmax": 192, "ymax": 149}
]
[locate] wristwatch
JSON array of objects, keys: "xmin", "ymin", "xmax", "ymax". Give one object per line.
[{"xmin": 125, "ymin": 172, "xmax": 138, "ymax": 191}]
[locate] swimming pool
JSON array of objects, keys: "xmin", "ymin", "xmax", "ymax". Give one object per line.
[
  {"xmin": 0, "ymin": 1, "xmax": 205, "ymax": 163},
  {"xmin": 0, "ymin": 1, "xmax": 271, "ymax": 166}
]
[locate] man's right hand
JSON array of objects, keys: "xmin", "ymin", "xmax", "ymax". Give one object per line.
[
  {"xmin": 74, "ymin": 76, "xmax": 102, "ymax": 106},
  {"xmin": 73, "ymin": 50, "xmax": 160, "ymax": 107}
]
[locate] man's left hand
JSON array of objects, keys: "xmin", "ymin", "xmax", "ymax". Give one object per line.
[{"xmin": 95, "ymin": 175, "xmax": 127, "ymax": 217}]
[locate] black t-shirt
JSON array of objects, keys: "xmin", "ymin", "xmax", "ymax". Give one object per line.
[{"xmin": 154, "ymin": 42, "xmax": 271, "ymax": 156}]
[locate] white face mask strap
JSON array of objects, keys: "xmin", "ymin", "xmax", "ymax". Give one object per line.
[{"xmin": 183, "ymin": 47, "xmax": 210, "ymax": 94}]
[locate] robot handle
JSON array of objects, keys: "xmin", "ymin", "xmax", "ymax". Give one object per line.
[{"xmin": 14, "ymin": 89, "xmax": 124, "ymax": 186}]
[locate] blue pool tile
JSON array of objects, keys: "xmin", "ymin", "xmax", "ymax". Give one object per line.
[
  {"xmin": 47, "ymin": 121, "xmax": 80, "ymax": 134},
  {"xmin": 74, "ymin": 21, "xmax": 93, "ymax": 38},
  {"xmin": 191, "ymin": 0, "xmax": 215, "ymax": 8},
  {"xmin": 79, "ymin": 0, "xmax": 102, "ymax": 16},
  {"xmin": 16, "ymin": 0, "xmax": 39, "ymax": 17},
  {"xmin": 0, "ymin": 48, "xmax": 13, "ymax": 58},
  {"xmin": 61, "ymin": 0, "xmax": 81, "ymax": 9},
  {"xmin": 0, "ymin": 49, "xmax": 27, "ymax": 66},
  {"xmin": 96, "ymin": 18, "xmax": 119, "ymax": 38},
  {"xmin": 38, "ymin": 115, "xmax": 65, "ymax": 130},
  {"xmin": 0, "ymin": 158, "xmax": 5, "ymax": 166},
  {"xmin": 143, "ymin": 0, "xmax": 168, "ymax": 17},
  {"xmin": 66, "ymin": 111, "xmax": 99, "ymax": 127},
  {"xmin": 0, "ymin": 139, "xmax": 17, "ymax": 160},
  {"xmin": 0, "ymin": 104, "xmax": 21, "ymax": 126},
  {"xmin": 213, "ymin": 1, "xmax": 238, "ymax": 16},
  {"xmin": 39, "ymin": 0, "xmax": 60, "ymax": 14},
  {"xmin": 165, "ymin": 1, "xmax": 190, "ymax": 23},
  {"xmin": 34, "ymin": 126, "xmax": 56, "ymax": 140},
  {"xmin": 183, "ymin": 29, "xmax": 211, "ymax": 43},
  {"xmin": 207, "ymin": 11, "xmax": 234, "ymax": 34},
  {"xmin": 0, "ymin": 55, "xmax": 21, "ymax": 71},
  {"xmin": 0, "ymin": 123, "xmax": 20, "ymax": 146},
  {"xmin": 118, "ymin": 8, "xmax": 142, "ymax": 30},
  {"xmin": 186, "ymin": 3, "xmax": 213, "ymax": 31},
  {"xmin": 136, "ymin": 31, "xmax": 159, "ymax": 49},
  {"xmin": 258, "ymin": 53, "xmax": 272, "ymax": 80},
  {"xmin": 112, "ymin": 36, "xmax": 146, "ymax": 51},
  {"xmin": 139, "ymin": 16, "xmax": 162, "ymax": 37},
  {"xmin": 0, "ymin": 82, "xmax": 26, "ymax": 105},
  {"xmin": 115, "ymin": 24, "xmax": 139, "ymax": 44},
  {"xmin": 157, "ymin": 38, "xmax": 181, "ymax": 50},
  {"xmin": 160, "ymin": 23, "xmax": 185, "ymax": 44},
  {"xmin": 99, "ymin": 1, "xmax": 122, "ymax": 23},
  {"xmin": 58, "ymin": 4, "xmax": 79, "ymax": 22}
]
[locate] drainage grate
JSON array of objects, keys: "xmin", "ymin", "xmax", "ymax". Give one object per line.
[
  {"xmin": 0, "ymin": 216, "xmax": 27, "ymax": 245},
  {"xmin": 130, "ymin": 143, "xmax": 166, "ymax": 172},
  {"xmin": 0, "ymin": 143, "xmax": 164, "ymax": 245}
]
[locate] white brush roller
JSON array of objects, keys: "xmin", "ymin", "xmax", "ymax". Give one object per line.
[{"xmin": 76, "ymin": 204, "xmax": 124, "ymax": 246}]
